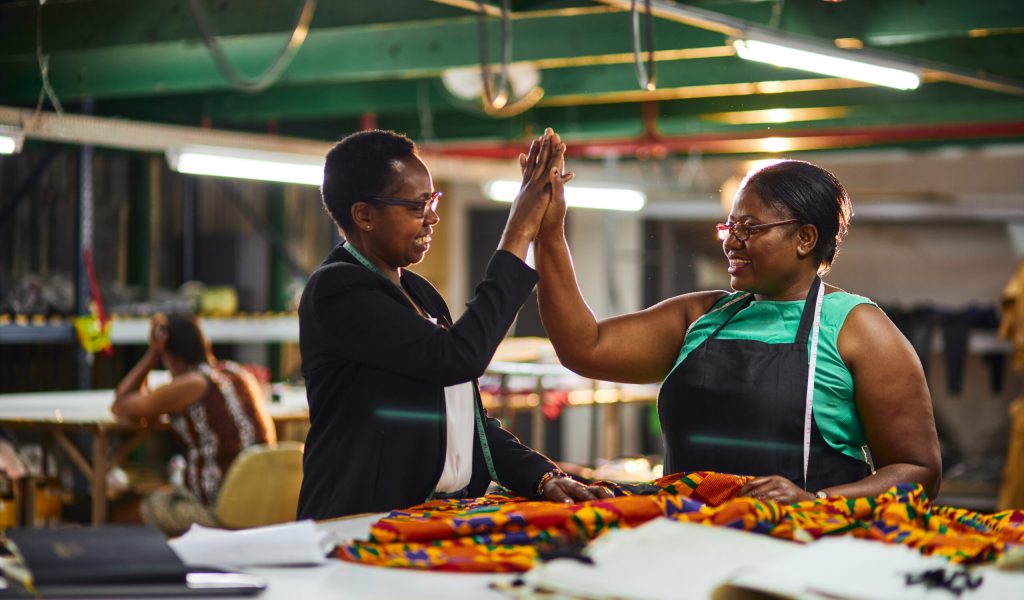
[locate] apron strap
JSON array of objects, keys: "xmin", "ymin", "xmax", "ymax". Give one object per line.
[
  {"xmin": 794, "ymin": 275, "xmax": 823, "ymax": 345},
  {"xmin": 706, "ymin": 294, "xmax": 754, "ymax": 339},
  {"xmin": 802, "ymin": 277, "xmax": 826, "ymax": 488}
]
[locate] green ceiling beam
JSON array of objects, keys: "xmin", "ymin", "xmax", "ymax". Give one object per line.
[
  {"xmin": 0, "ymin": 0, "xmax": 467, "ymax": 55},
  {"xmin": 776, "ymin": 0, "xmax": 1024, "ymax": 45},
  {"xmin": 94, "ymin": 36, "xmax": 1024, "ymax": 126},
  {"xmin": 87, "ymin": 57, "xmax": 852, "ymax": 124},
  {"xmin": 0, "ymin": 10, "xmax": 725, "ymax": 102}
]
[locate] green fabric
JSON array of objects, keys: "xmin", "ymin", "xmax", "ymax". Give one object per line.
[{"xmin": 669, "ymin": 290, "xmax": 875, "ymax": 462}]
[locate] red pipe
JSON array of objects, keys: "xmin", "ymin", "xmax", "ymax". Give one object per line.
[{"xmin": 429, "ymin": 121, "xmax": 1024, "ymax": 160}]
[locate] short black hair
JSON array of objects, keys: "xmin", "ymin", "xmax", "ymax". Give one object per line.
[
  {"xmin": 740, "ymin": 160, "xmax": 853, "ymax": 274},
  {"xmin": 165, "ymin": 315, "xmax": 212, "ymax": 367},
  {"xmin": 320, "ymin": 130, "xmax": 418, "ymax": 232}
]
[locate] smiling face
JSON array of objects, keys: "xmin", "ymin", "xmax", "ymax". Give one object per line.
[
  {"xmin": 723, "ymin": 188, "xmax": 808, "ymax": 299},
  {"xmin": 361, "ymin": 155, "xmax": 439, "ymax": 270}
]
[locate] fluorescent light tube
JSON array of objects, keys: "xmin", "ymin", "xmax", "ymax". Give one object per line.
[
  {"xmin": 733, "ymin": 38, "xmax": 920, "ymax": 90},
  {"xmin": 166, "ymin": 146, "xmax": 324, "ymax": 186},
  {"xmin": 484, "ymin": 180, "xmax": 645, "ymax": 212},
  {"xmin": 0, "ymin": 125, "xmax": 24, "ymax": 154}
]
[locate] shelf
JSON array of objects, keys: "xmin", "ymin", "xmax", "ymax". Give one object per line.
[{"xmin": 0, "ymin": 315, "xmax": 299, "ymax": 344}]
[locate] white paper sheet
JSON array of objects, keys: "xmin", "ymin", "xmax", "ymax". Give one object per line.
[
  {"xmin": 720, "ymin": 536, "xmax": 1024, "ymax": 600},
  {"xmin": 522, "ymin": 518, "xmax": 799, "ymax": 600},
  {"xmin": 169, "ymin": 520, "xmax": 333, "ymax": 568}
]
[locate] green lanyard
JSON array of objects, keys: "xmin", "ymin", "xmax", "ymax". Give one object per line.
[
  {"xmin": 341, "ymin": 242, "xmax": 499, "ymax": 497},
  {"xmin": 342, "ymin": 241, "xmax": 401, "ymax": 290}
]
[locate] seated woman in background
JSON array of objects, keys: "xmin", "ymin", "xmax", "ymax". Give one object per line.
[
  {"xmin": 112, "ymin": 314, "xmax": 275, "ymax": 535},
  {"xmin": 535, "ymin": 150, "xmax": 942, "ymax": 503},
  {"xmin": 297, "ymin": 128, "xmax": 609, "ymax": 520}
]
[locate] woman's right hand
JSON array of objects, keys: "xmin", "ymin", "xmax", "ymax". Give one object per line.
[
  {"xmin": 148, "ymin": 314, "xmax": 168, "ymax": 355},
  {"xmin": 498, "ymin": 129, "xmax": 564, "ymax": 259}
]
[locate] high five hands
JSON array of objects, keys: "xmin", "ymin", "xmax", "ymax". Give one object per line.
[{"xmin": 518, "ymin": 128, "xmax": 574, "ymax": 240}]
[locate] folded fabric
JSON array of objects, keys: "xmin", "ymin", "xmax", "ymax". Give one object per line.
[
  {"xmin": 170, "ymin": 520, "xmax": 331, "ymax": 568},
  {"xmin": 336, "ymin": 471, "xmax": 1024, "ymax": 573}
]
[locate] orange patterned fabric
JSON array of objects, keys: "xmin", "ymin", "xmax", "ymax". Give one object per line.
[{"xmin": 337, "ymin": 472, "xmax": 1024, "ymax": 572}]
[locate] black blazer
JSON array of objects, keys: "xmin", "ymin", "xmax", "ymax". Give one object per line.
[{"xmin": 296, "ymin": 244, "xmax": 557, "ymax": 519}]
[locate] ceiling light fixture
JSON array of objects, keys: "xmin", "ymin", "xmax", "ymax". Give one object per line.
[
  {"xmin": 733, "ymin": 36, "xmax": 921, "ymax": 90},
  {"xmin": 0, "ymin": 125, "xmax": 24, "ymax": 154},
  {"xmin": 166, "ymin": 146, "xmax": 324, "ymax": 186},
  {"xmin": 484, "ymin": 180, "xmax": 645, "ymax": 212},
  {"xmin": 701, "ymin": 106, "xmax": 849, "ymax": 125}
]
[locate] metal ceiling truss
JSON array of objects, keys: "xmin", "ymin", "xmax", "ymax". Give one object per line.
[{"xmin": 0, "ymin": 0, "xmax": 1021, "ymax": 156}]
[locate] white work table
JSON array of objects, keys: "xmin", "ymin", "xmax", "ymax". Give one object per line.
[{"xmin": 0, "ymin": 385, "xmax": 309, "ymax": 525}]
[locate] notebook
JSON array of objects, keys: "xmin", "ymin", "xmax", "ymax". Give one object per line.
[{"xmin": 1, "ymin": 525, "xmax": 265, "ymax": 597}]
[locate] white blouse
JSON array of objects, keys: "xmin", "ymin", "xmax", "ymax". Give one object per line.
[{"xmin": 434, "ymin": 380, "xmax": 476, "ymax": 493}]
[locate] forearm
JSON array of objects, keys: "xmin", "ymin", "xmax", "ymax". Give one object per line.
[
  {"xmin": 820, "ymin": 463, "xmax": 941, "ymax": 499},
  {"xmin": 114, "ymin": 349, "xmax": 160, "ymax": 405},
  {"xmin": 497, "ymin": 227, "xmax": 533, "ymax": 262},
  {"xmin": 535, "ymin": 231, "xmax": 601, "ymax": 372}
]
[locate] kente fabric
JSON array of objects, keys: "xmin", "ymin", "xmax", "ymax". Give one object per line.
[
  {"xmin": 337, "ymin": 471, "xmax": 1024, "ymax": 573},
  {"xmin": 170, "ymin": 361, "xmax": 276, "ymax": 505},
  {"xmin": 672, "ymin": 290, "xmax": 874, "ymax": 462}
]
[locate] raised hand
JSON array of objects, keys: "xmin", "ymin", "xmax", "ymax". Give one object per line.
[
  {"xmin": 149, "ymin": 314, "xmax": 169, "ymax": 353},
  {"xmin": 498, "ymin": 129, "xmax": 563, "ymax": 259}
]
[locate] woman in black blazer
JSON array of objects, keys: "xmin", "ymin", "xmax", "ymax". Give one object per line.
[{"xmin": 297, "ymin": 128, "xmax": 609, "ymax": 519}]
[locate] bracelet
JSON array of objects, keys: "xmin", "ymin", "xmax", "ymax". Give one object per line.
[
  {"xmin": 535, "ymin": 469, "xmax": 569, "ymax": 497},
  {"xmin": 815, "ymin": 490, "xmax": 829, "ymax": 500}
]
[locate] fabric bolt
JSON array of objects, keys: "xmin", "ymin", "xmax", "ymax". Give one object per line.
[
  {"xmin": 169, "ymin": 361, "xmax": 275, "ymax": 505},
  {"xmin": 337, "ymin": 471, "xmax": 1024, "ymax": 573}
]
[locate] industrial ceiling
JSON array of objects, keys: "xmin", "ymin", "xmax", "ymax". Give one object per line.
[{"xmin": 1, "ymin": 0, "xmax": 1023, "ymax": 160}]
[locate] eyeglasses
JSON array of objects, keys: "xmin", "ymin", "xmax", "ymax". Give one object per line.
[
  {"xmin": 368, "ymin": 191, "xmax": 442, "ymax": 218},
  {"xmin": 716, "ymin": 218, "xmax": 799, "ymax": 242}
]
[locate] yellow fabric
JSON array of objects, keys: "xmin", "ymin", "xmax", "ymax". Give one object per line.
[
  {"xmin": 214, "ymin": 442, "xmax": 304, "ymax": 529},
  {"xmin": 999, "ymin": 397, "xmax": 1024, "ymax": 511},
  {"xmin": 998, "ymin": 260, "xmax": 1024, "ymax": 511},
  {"xmin": 1000, "ymin": 259, "xmax": 1024, "ymax": 372}
]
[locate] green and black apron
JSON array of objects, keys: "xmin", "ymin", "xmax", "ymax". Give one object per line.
[{"xmin": 658, "ymin": 277, "xmax": 871, "ymax": 491}]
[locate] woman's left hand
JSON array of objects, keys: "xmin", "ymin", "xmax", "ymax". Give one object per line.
[
  {"xmin": 738, "ymin": 475, "xmax": 814, "ymax": 504},
  {"xmin": 542, "ymin": 476, "xmax": 614, "ymax": 504}
]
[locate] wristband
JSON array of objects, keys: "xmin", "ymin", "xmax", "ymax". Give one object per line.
[{"xmin": 535, "ymin": 469, "xmax": 569, "ymax": 497}]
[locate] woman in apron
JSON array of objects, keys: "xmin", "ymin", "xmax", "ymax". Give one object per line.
[{"xmin": 535, "ymin": 155, "xmax": 941, "ymax": 503}]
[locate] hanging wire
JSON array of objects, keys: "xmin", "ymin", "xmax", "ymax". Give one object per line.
[
  {"xmin": 188, "ymin": 0, "xmax": 317, "ymax": 93},
  {"xmin": 631, "ymin": 0, "xmax": 656, "ymax": 92},
  {"xmin": 417, "ymin": 80, "xmax": 438, "ymax": 144},
  {"xmin": 769, "ymin": 0, "xmax": 786, "ymax": 29},
  {"xmin": 476, "ymin": 0, "xmax": 512, "ymax": 111},
  {"xmin": 34, "ymin": 0, "xmax": 64, "ymax": 116}
]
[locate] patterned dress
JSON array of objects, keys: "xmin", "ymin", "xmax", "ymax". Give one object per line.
[{"xmin": 169, "ymin": 361, "xmax": 276, "ymax": 505}]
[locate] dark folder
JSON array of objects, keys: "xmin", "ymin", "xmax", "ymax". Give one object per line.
[{"xmin": 2, "ymin": 526, "xmax": 265, "ymax": 597}]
